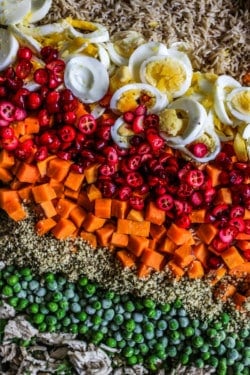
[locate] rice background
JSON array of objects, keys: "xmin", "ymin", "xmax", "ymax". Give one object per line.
[{"xmin": 43, "ymin": 0, "xmax": 249, "ymax": 80}]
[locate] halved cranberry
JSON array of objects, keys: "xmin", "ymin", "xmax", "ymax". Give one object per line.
[
  {"xmin": 12, "ymin": 88, "xmax": 29, "ymax": 108},
  {"xmin": 14, "ymin": 107, "xmax": 26, "ymax": 121},
  {"xmin": 126, "ymin": 171, "xmax": 143, "ymax": 187},
  {"xmin": 40, "ymin": 46, "xmax": 59, "ymax": 63},
  {"xmin": 132, "ymin": 115, "xmax": 144, "ymax": 133},
  {"xmin": 230, "ymin": 205, "xmax": 245, "ymax": 218},
  {"xmin": 137, "ymin": 142, "xmax": 151, "ymax": 155},
  {"xmin": 34, "ymin": 68, "xmax": 49, "ymax": 85},
  {"xmin": 0, "ymin": 126, "xmax": 14, "ymax": 139},
  {"xmin": 156, "ymin": 194, "xmax": 174, "ymax": 211},
  {"xmin": 146, "ymin": 131, "xmax": 164, "ymax": 152},
  {"xmin": 58, "ymin": 125, "xmax": 76, "ymax": 142},
  {"xmin": 189, "ymin": 142, "xmax": 208, "ymax": 158},
  {"xmin": 117, "ymin": 186, "xmax": 132, "ymax": 200},
  {"xmin": 99, "ymin": 180, "xmax": 117, "ymax": 197},
  {"xmin": 78, "ymin": 114, "xmax": 96, "ymax": 135},
  {"xmin": 229, "ymin": 170, "xmax": 243, "ymax": 185},
  {"xmin": 99, "ymin": 164, "xmax": 116, "ymax": 176},
  {"xmin": 218, "ymin": 225, "xmax": 238, "ymax": 243},
  {"xmin": 15, "ymin": 59, "xmax": 32, "ymax": 79},
  {"xmin": 123, "ymin": 111, "xmax": 135, "ymax": 123},
  {"xmin": 186, "ymin": 169, "xmax": 205, "ymax": 188},
  {"xmin": 229, "ymin": 217, "xmax": 245, "ymax": 232},
  {"xmin": 174, "ymin": 200, "xmax": 184, "ymax": 215},
  {"xmin": 211, "ymin": 237, "xmax": 229, "ymax": 253},
  {"xmin": 1, "ymin": 135, "xmax": 19, "ymax": 151},
  {"xmin": 0, "ymin": 118, "xmax": 10, "ymax": 127},
  {"xmin": 27, "ymin": 92, "xmax": 42, "ymax": 110},
  {"xmin": 175, "ymin": 214, "xmax": 191, "ymax": 229},
  {"xmin": 177, "ymin": 183, "xmax": 193, "ymax": 198},
  {"xmin": 212, "ymin": 204, "xmax": 229, "ymax": 218},
  {"xmin": 144, "ymin": 114, "xmax": 159, "ymax": 129},
  {"xmin": 204, "ymin": 187, "xmax": 216, "ymax": 204},
  {"xmin": 39, "ymin": 130, "xmax": 55, "ymax": 145},
  {"xmin": 0, "ymin": 101, "xmax": 15, "ymax": 122},
  {"xmin": 127, "ymin": 155, "xmax": 141, "ymax": 170},
  {"xmin": 190, "ymin": 191, "xmax": 203, "ymax": 207},
  {"xmin": 46, "ymin": 59, "xmax": 65, "ymax": 79},
  {"xmin": 97, "ymin": 126, "xmax": 111, "ymax": 141},
  {"xmin": 208, "ymin": 255, "xmax": 223, "ymax": 269},
  {"xmin": 129, "ymin": 195, "xmax": 144, "ymax": 210},
  {"xmin": 103, "ymin": 146, "xmax": 118, "ymax": 165},
  {"xmin": 35, "ymin": 146, "xmax": 48, "ymax": 161},
  {"xmin": 17, "ymin": 47, "xmax": 32, "ymax": 60}
]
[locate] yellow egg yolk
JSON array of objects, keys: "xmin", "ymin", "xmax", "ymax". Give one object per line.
[
  {"xmin": 117, "ymin": 89, "xmax": 156, "ymax": 112},
  {"xmin": 145, "ymin": 58, "xmax": 186, "ymax": 94},
  {"xmin": 231, "ymin": 91, "xmax": 250, "ymax": 115},
  {"xmin": 159, "ymin": 108, "xmax": 188, "ymax": 136},
  {"xmin": 110, "ymin": 66, "xmax": 133, "ymax": 93}
]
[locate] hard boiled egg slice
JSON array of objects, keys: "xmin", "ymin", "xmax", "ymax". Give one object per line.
[
  {"xmin": 226, "ymin": 87, "xmax": 250, "ymax": 123},
  {"xmin": 110, "ymin": 83, "xmax": 168, "ymax": 114},
  {"xmin": 128, "ymin": 42, "xmax": 168, "ymax": 82},
  {"xmin": 106, "ymin": 30, "xmax": 145, "ymax": 66},
  {"xmin": 111, "ymin": 116, "xmax": 135, "ymax": 149},
  {"xmin": 159, "ymin": 98, "xmax": 206, "ymax": 147},
  {"xmin": 29, "ymin": 0, "xmax": 52, "ymax": 23},
  {"xmin": 214, "ymin": 75, "xmax": 241, "ymax": 126},
  {"xmin": 0, "ymin": 29, "xmax": 19, "ymax": 71},
  {"xmin": 64, "ymin": 55, "xmax": 109, "ymax": 104},
  {"xmin": 140, "ymin": 49, "xmax": 192, "ymax": 98},
  {"xmin": 0, "ymin": 0, "xmax": 31, "ymax": 25},
  {"xmin": 66, "ymin": 18, "xmax": 109, "ymax": 43}
]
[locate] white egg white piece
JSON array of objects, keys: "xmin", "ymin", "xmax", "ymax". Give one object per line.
[
  {"xmin": 0, "ymin": 0, "xmax": 31, "ymax": 25},
  {"xmin": 140, "ymin": 49, "xmax": 192, "ymax": 98},
  {"xmin": 242, "ymin": 123, "xmax": 250, "ymax": 140},
  {"xmin": 226, "ymin": 87, "xmax": 250, "ymax": 123},
  {"xmin": 128, "ymin": 42, "xmax": 168, "ymax": 82},
  {"xmin": 0, "ymin": 29, "xmax": 19, "ymax": 71},
  {"xmin": 67, "ymin": 21, "xmax": 109, "ymax": 43},
  {"xmin": 160, "ymin": 98, "xmax": 207, "ymax": 147},
  {"xmin": 111, "ymin": 116, "xmax": 134, "ymax": 149},
  {"xmin": 91, "ymin": 104, "xmax": 106, "ymax": 119},
  {"xmin": 106, "ymin": 43, "xmax": 128, "ymax": 66},
  {"xmin": 214, "ymin": 75, "xmax": 241, "ymax": 126},
  {"xmin": 110, "ymin": 83, "xmax": 168, "ymax": 115},
  {"xmin": 64, "ymin": 55, "xmax": 109, "ymax": 104},
  {"xmin": 29, "ymin": 0, "xmax": 52, "ymax": 23},
  {"xmin": 97, "ymin": 44, "xmax": 110, "ymax": 69},
  {"xmin": 8, "ymin": 24, "xmax": 42, "ymax": 52}
]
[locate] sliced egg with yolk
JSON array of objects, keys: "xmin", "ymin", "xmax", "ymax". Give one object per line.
[
  {"xmin": 111, "ymin": 116, "xmax": 135, "ymax": 149},
  {"xmin": 0, "ymin": 28, "xmax": 19, "ymax": 71},
  {"xmin": 110, "ymin": 83, "xmax": 168, "ymax": 114},
  {"xmin": 159, "ymin": 97, "xmax": 207, "ymax": 147},
  {"xmin": 214, "ymin": 74, "xmax": 241, "ymax": 126},
  {"xmin": 64, "ymin": 55, "xmax": 109, "ymax": 104},
  {"xmin": 140, "ymin": 49, "xmax": 192, "ymax": 99},
  {"xmin": 128, "ymin": 42, "xmax": 168, "ymax": 82},
  {"xmin": 65, "ymin": 18, "xmax": 109, "ymax": 43},
  {"xmin": 226, "ymin": 87, "xmax": 250, "ymax": 123},
  {"xmin": 0, "ymin": 0, "xmax": 31, "ymax": 25}
]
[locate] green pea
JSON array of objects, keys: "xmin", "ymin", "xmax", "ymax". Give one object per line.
[
  {"xmin": 180, "ymin": 353, "xmax": 190, "ymax": 365},
  {"xmin": 213, "ymin": 321, "xmax": 222, "ymax": 330},
  {"xmin": 47, "ymin": 281, "xmax": 58, "ymax": 292},
  {"xmin": 36, "ymin": 287, "xmax": 46, "ymax": 297},
  {"xmin": 114, "ymin": 313, "xmax": 124, "ymax": 325},
  {"xmin": 144, "ymin": 321, "xmax": 154, "ymax": 332},
  {"xmin": 79, "ymin": 324, "xmax": 89, "ymax": 335},
  {"xmin": 157, "ymin": 319, "xmax": 167, "ymax": 331},
  {"xmin": 125, "ymin": 319, "xmax": 136, "ymax": 332},
  {"xmin": 179, "ymin": 317, "xmax": 189, "ymax": 328},
  {"xmin": 117, "ymin": 339, "xmax": 126, "ymax": 349},
  {"xmin": 122, "ymin": 346, "xmax": 134, "ymax": 358},
  {"xmin": 47, "ymin": 302, "xmax": 58, "ymax": 313},
  {"xmin": 56, "ymin": 309, "xmax": 66, "ymax": 320},
  {"xmin": 200, "ymin": 343, "xmax": 210, "ymax": 353},
  {"xmin": 17, "ymin": 298, "xmax": 29, "ymax": 310},
  {"xmin": 44, "ymin": 272, "xmax": 55, "ymax": 283},
  {"xmin": 139, "ymin": 343, "xmax": 149, "ymax": 355},
  {"xmin": 40, "ymin": 305, "xmax": 49, "ymax": 315},
  {"xmin": 85, "ymin": 284, "xmax": 96, "ymax": 296},
  {"xmin": 46, "ymin": 315, "xmax": 57, "ymax": 326},
  {"xmin": 32, "ymin": 313, "xmax": 45, "ymax": 325},
  {"xmin": 62, "ymin": 317, "xmax": 71, "ymax": 327},
  {"xmin": 101, "ymin": 299, "xmax": 113, "ymax": 309},
  {"xmin": 174, "ymin": 298, "xmax": 182, "ymax": 309},
  {"xmin": 224, "ymin": 336, "xmax": 236, "ymax": 348},
  {"xmin": 143, "ymin": 298, "xmax": 156, "ymax": 309},
  {"xmin": 105, "ymin": 337, "xmax": 117, "ymax": 348},
  {"xmin": 59, "ymin": 300, "xmax": 69, "ymax": 310},
  {"xmin": 77, "ymin": 311, "xmax": 87, "ymax": 322},
  {"xmin": 92, "ymin": 301, "xmax": 102, "ymax": 311},
  {"xmin": 104, "ymin": 290, "xmax": 115, "ymax": 300},
  {"xmin": 38, "ymin": 322, "xmax": 47, "ymax": 332},
  {"xmin": 201, "ymin": 351, "xmax": 210, "ymax": 361},
  {"xmin": 207, "ymin": 328, "xmax": 218, "ymax": 338},
  {"xmin": 240, "ymin": 329, "xmax": 249, "ymax": 339},
  {"xmin": 210, "ymin": 336, "xmax": 221, "ymax": 348},
  {"xmin": 124, "ymin": 300, "xmax": 135, "ymax": 312},
  {"xmin": 2, "ymin": 285, "xmax": 13, "ymax": 297},
  {"xmin": 195, "ymin": 358, "xmax": 204, "ymax": 368},
  {"xmin": 123, "ymin": 331, "xmax": 133, "ymax": 340},
  {"xmin": 127, "ymin": 355, "xmax": 138, "ymax": 366},
  {"xmin": 57, "ymin": 276, "xmax": 67, "ymax": 288},
  {"xmin": 92, "ymin": 315, "xmax": 102, "ymax": 326},
  {"xmin": 184, "ymin": 345, "xmax": 193, "ymax": 355},
  {"xmin": 191, "ymin": 319, "xmax": 200, "ymax": 328},
  {"xmin": 166, "ymin": 345, "xmax": 177, "ymax": 358},
  {"xmin": 8, "ymin": 296, "xmax": 19, "ymax": 307},
  {"xmin": 78, "ymin": 276, "xmax": 88, "ymax": 287},
  {"xmin": 220, "ymin": 313, "xmax": 230, "ymax": 325},
  {"xmin": 158, "ymin": 336, "xmax": 168, "ymax": 348},
  {"xmin": 28, "ymin": 280, "xmax": 39, "ymax": 291},
  {"xmin": 70, "ymin": 302, "xmax": 81, "ymax": 313},
  {"xmin": 91, "ymin": 331, "xmax": 104, "ymax": 344},
  {"xmin": 103, "ymin": 308, "xmax": 115, "ymax": 321},
  {"xmin": 28, "ymin": 303, "xmax": 39, "ymax": 314},
  {"xmin": 208, "ymin": 356, "xmax": 219, "ymax": 368},
  {"xmin": 147, "ymin": 309, "xmax": 158, "ymax": 319},
  {"xmin": 169, "ymin": 318, "xmax": 179, "ymax": 330},
  {"xmin": 69, "ymin": 323, "xmax": 78, "ymax": 334},
  {"xmin": 64, "ymin": 289, "xmax": 75, "ymax": 299},
  {"xmin": 170, "ymin": 331, "xmax": 180, "ymax": 343},
  {"xmin": 133, "ymin": 333, "xmax": 144, "ymax": 344},
  {"xmin": 52, "ymin": 291, "xmax": 63, "ymax": 302}
]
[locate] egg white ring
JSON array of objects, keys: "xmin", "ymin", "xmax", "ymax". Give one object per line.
[
  {"xmin": 97, "ymin": 44, "xmax": 111, "ymax": 69},
  {"xmin": 0, "ymin": 29, "xmax": 19, "ymax": 71},
  {"xmin": 225, "ymin": 87, "xmax": 250, "ymax": 123},
  {"xmin": 139, "ymin": 51, "xmax": 192, "ymax": 98},
  {"xmin": 111, "ymin": 116, "xmax": 134, "ymax": 149},
  {"xmin": 128, "ymin": 41, "xmax": 169, "ymax": 82},
  {"xmin": 0, "ymin": 0, "xmax": 31, "ymax": 25},
  {"xmin": 110, "ymin": 83, "xmax": 168, "ymax": 115},
  {"xmin": 160, "ymin": 98, "xmax": 207, "ymax": 146},
  {"xmin": 105, "ymin": 42, "xmax": 128, "ymax": 66},
  {"xmin": 64, "ymin": 55, "xmax": 109, "ymax": 104},
  {"xmin": 214, "ymin": 75, "xmax": 241, "ymax": 126},
  {"xmin": 91, "ymin": 104, "xmax": 106, "ymax": 119},
  {"xmin": 242, "ymin": 123, "xmax": 250, "ymax": 140},
  {"xmin": 8, "ymin": 24, "xmax": 42, "ymax": 53},
  {"xmin": 29, "ymin": 0, "xmax": 52, "ymax": 23},
  {"xmin": 68, "ymin": 23, "xmax": 109, "ymax": 43}
]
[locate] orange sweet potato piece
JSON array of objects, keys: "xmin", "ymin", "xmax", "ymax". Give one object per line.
[
  {"xmin": 196, "ymin": 223, "xmax": 218, "ymax": 244},
  {"xmin": 0, "ymin": 167, "xmax": 12, "ymax": 182},
  {"xmin": 24, "ymin": 117, "xmax": 40, "ymax": 134},
  {"xmin": 64, "ymin": 171, "xmax": 85, "ymax": 191},
  {"xmin": 12, "ymin": 121, "xmax": 25, "ymax": 137},
  {"xmin": 32, "ymin": 183, "xmax": 57, "ymax": 203},
  {"xmin": 233, "ymin": 292, "xmax": 247, "ymax": 311},
  {"xmin": 237, "ymin": 240, "xmax": 250, "ymax": 252},
  {"xmin": 37, "ymin": 155, "xmax": 56, "ymax": 178},
  {"xmin": 127, "ymin": 209, "xmax": 144, "ymax": 221},
  {"xmin": 205, "ymin": 164, "xmax": 221, "ymax": 186},
  {"xmin": 174, "ymin": 244, "xmax": 195, "ymax": 268},
  {"xmin": 214, "ymin": 283, "xmax": 236, "ymax": 302},
  {"xmin": 116, "ymin": 250, "xmax": 136, "ymax": 268},
  {"xmin": 77, "ymin": 191, "xmax": 92, "ymax": 210},
  {"xmin": 0, "ymin": 149, "xmax": 15, "ymax": 169},
  {"xmin": 141, "ymin": 248, "xmax": 165, "ymax": 271},
  {"xmin": 46, "ymin": 158, "xmax": 72, "ymax": 181},
  {"xmin": 128, "ymin": 235, "xmax": 149, "ymax": 257},
  {"xmin": 18, "ymin": 186, "xmax": 33, "ymax": 203},
  {"xmin": 69, "ymin": 206, "xmax": 87, "ymax": 227},
  {"xmin": 94, "ymin": 198, "xmax": 112, "ymax": 219},
  {"xmin": 87, "ymin": 184, "xmax": 102, "ymax": 202},
  {"xmin": 221, "ymin": 246, "xmax": 245, "ymax": 269},
  {"xmin": 0, "ymin": 189, "xmax": 19, "ymax": 209},
  {"xmin": 193, "ymin": 243, "xmax": 209, "ymax": 267},
  {"xmin": 208, "ymin": 266, "xmax": 227, "ymax": 286},
  {"xmin": 55, "ymin": 198, "xmax": 77, "ymax": 218},
  {"xmin": 40, "ymin": 200, "xmax": 57, "ymax": 218},
  {"xmin": 159, "ymin": 236, "xmax": 177, "ymax": 254},
  {"xmin": 243, "ymin": 209, "xmax": 250, "ymax": 220},
  {"xmin": 188, "ymin": 260, "xmax": 204, "ymax": 279},
  {"xmin": 148, "ymin": 238, "xmax": 158, "ymax": 250},
  {"xmin": 96, "ymin": 224, "xmax": 115, "ymax": 246},
  {"xmin": 167, "ymin": 223, "xmax": 193, "ymax": 246},
  {"xmin": 235, "ymin": 232, "xmax": 250, "ymax": 241},
  {"xmin": 215, "ymin": 188, "xmax": 232, "ymax": 205},
  {"xmin": 83, "ymin": 213, "xmax": 106, "ymax": 232},
  {"xmin": 64, "ymin": 188, "xmax": 80, "ymax": 201},
  {"xmin": 49, "ymin": 179, "xmax": 65, "ymax": 198},
  {"xmin": 167, "ymin": 260, "xmax": 185, "ymax": 279},
  {"xmin": 145, "ymin": 202, "xmax": 166, "ymax": 225},
  {"xmin": 150, "ymin": 224, "xmax": 166, "ymax": 242},
  {"xmin": 80, "ymin": 231, "xmax": 97, "ymax": 247},
  {"xmin": 189, "ymin": 209, "xmax": 206, "ymax": 223},
  {"xmin": 16, "ymin": 163, "xmax": 40, "ymax": 183},
  {"xmin": 51, "ymin": 218, "xmax": 77, "ymax": 239},
  {"xmin": 137, "ymin": 263, "xmax": 151, "ymax": 278},
  {"xmin": 117, "ymin": 219, "xmax": 150, "ymax": 237},
  {"xmin": 84, "ymin": 163, "xmax": 100, "ymax": 184},
  {"xmin": 110, "ymin": 232, "xmax": 129, "ymax": 248},
  {"xmin": 75, "ymin": 102, "xmax": 89, "ymax": 119},
  {"xmin": 5, "ymin": 199, "xmax": 27, "ymax": 221},
  {"xmin": 111, "ymin": 199, "xmax": 128, "ymax": 219},
  {"xmin": 35, "ymin": 218, "xmax": 57, "ymax": 235},
  {"xmin": 229, "ymin": 262, "xmax": 250, "ymax": 277}
]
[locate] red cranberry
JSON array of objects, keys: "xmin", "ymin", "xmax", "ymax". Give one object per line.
[
  {"xmin": 208, "ymin": 255, "xmax": 223, "ymax": 269},
  {"xmin": 27, "ymin": 92, "xmax": 42, "ymax": 110},
  {"xmin": 117, "ymin": 186, "xmax": 132, "ymax": 200},
  {"xmin": 38, "ymin": 108, "xmax": 51, "ymax": 127},
  {"xmin": 175, "ymin": 214, "xmax": 191, "ymax": 229},
  {"xmin": 17, "ymin": 47, "xmax": 32, "ymax": 60},
  {"xmin": 229, "ymin": 170, "xmax": 243, "ymax": 185},
  {"xmin": 58, "ymin": 125, "xmax": 76, "ymax": 143},
  {"xmin": 129, "ymin": 195, "xmax": 144, "ymax": 210},
  {"xmin": 123, "ymin": 111, "xmax": 135, "ymax": 123},
  {"xmin": 35, "ymin": 146, "xmax": 48, "ymax": 161},
  {"xmin": 144, "ymin": 114, "xmax": 159, "ymax": 129},
  {"xmin": 156, "ymin": 194, "xmax": 174, "ymax": 211},
  {"xmin": 78, "ymin": 114, "xmax": 97, "ymax": 135},
  {"xmin": 97, "ymin": 126, "xmax": 111, "ymax": 141},
  {"xmin": 15, "ymin": 59, "xmax": 32, "ymax": 79},
  {"xmin": 34, "ymin": 68, "xmax": 49, "ymax": 85},
  {"xmin": 0, "ymin": 126, "xmax": 14, "ymax": 139},
  {"xmin": 1, "ymin": 135, "xmax": 19, "ymax": 151},
  {"xmin": 99, "ymin": 164, "xmax": 116, "ymax": 176},
  {"xmin": 189, "ymin": 142, "xmax": 208, "ymax": 158},
  {"xmin": 186, "ymin": 169, "xmax": 205, "ymax": 188},
  {"xmin": 126, "ymin": 171, "xmax": 144, "ymax": 187},
  {"xmin": 63, "ymin": 111, "xmax": 76, "ymax": 125},
  {"xmin": 40, "ymin": 46, "xmax": 59, "ymax": 63}
]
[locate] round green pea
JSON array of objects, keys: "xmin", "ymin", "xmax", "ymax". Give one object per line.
[
  {"xmin": 91, "ymin": 331, "xmax": 104, "ymax": 344},
  {"xmin": 180, "ymin": 353, "xmax": 190, "ymax": 365},
  {"xmin": 32, "ymin": 313, "xmax": 45, "ymax": 325},
  {"xmin": 47, "ymin": 302, "xmax": 58, "ymax": 313},
  {"xmin": 2, "ymin": 285, "xmax": 13, "ymax": 297},
  {"xmin": 7, "ymin": 275, "xmax": 19, "ymax": 286},
  {"xmin": 78, "ymin": 276, "xmax": 88, "ymax": 287},
  {"xmin": 105, "ymin": 337, "xmax": 117, "ymax": 348},
  {"xmin": 122, "ymin": 346, "xmax": 134, "ymax": 358},
  {"xmin": 28, "ymin": 303, "xmax": 39, "ymax": 314},
  {"xmin": 8, "ymin": 296, "xmax": 18, "ymax": 307},
  {"xmin": 169, "ymin": 319, "xmax": 179, "ymax": 330}
]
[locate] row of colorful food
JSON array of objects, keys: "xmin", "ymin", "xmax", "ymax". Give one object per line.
[{"xmin": 0, "ymin": 264, "xmax": 249, "ymax": 374}]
